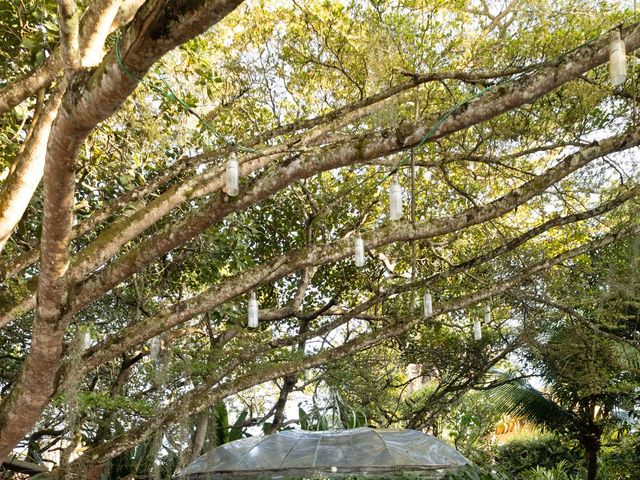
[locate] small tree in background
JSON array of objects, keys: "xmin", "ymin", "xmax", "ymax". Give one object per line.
[{"xmin": 489, "ymin": 240, "xmax": 640, "ymax": 480}]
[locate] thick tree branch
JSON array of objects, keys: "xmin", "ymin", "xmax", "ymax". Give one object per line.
[
  {"xmin": 0, "ymin": 85, "xmax": 65, "ymax": 253},
  {"xmin": 65, "ymin": 127, "xmax": 640, "ymax": 319},
  {"xmin": 0, "ymin": 62, "xmax": 544, "ymax": 255},
  {"xmin": 57, "ymin": 0, "xmax": 81, "ymax": 70}
]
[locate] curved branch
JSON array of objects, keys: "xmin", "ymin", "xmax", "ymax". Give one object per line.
[
  {"xmin": 0, "ymin": 85, "xmax": 65, "ymax": 253},
  {"xmin": 0, "ymin": 66, "xmax": 538, "ymax": 280},
  {"xmin": 66, "ymin": 126, "xmax": 640, "ymax": 318}
]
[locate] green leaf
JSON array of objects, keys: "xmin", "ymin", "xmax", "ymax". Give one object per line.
[{"xmin": 299, "ymin": 406, "xmax": 309, "ymax": 430}]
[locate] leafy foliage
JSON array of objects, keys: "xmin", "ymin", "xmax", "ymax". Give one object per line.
[
  {"xmin": 444, "ymin": 464, "xmax": 506, "ymax": 480},
  {"xmin": 494, "ymin": 436, "xmax": 583, "ymax": 479}
]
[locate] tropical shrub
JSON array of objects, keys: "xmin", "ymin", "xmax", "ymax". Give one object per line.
[
  {"xmin": 596, "ymin": 433, "xmax": 640, "ymax": 480},
  {"xmin": 494, "ymin": 435, "xmax": 582, "ymax": 479},
  {"xmin": 520, "ymin": 461, "xmax": 583, "ymax": 480},
  {"xmin": 444, "ymin": 464, "xmax": 506, "ymax": 480}
]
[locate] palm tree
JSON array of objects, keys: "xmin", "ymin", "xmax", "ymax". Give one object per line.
[
  {"xmin": 488, "ymin": 332, "xmax": 639, "ymax": 480},
  {"xmin": 488, "ymin": 241, "xmax": 640, "ymax": 480}
]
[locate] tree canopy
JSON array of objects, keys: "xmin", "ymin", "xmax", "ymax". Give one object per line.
[{"xmin": 0, "ymin": 0, "xmax": 639, "ymax": 478}]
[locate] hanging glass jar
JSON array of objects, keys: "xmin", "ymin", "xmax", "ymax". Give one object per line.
[
  {"xmin": 149, "ymin": 337, "xmax": 161, "ymax": 361},
  {"xmin": 81, "ymin": 331, "xmax": 92, "ymax": 350},
  {"xmin": 248, "ymin": 291, "xmax": 259, "ymax": 328},
  {"xmin": 423, "ymin": 291, "xmax": 433, "ymax": 317},
  {"xmin": 226, "ymin": 154, "xmax": 239, "ymax": 196},
  {"xmin": 354, "ymin": 234, "xmax": 365, "ymax": 267},
  {"xmin": 484, "ymin": 305, "xmax": 491, "ymax": 324},
  {"xmin": 389, "ymin": 175, "xmax": 403, "ymax": 220},
  {"xmin": 609, "ymin": 30, "xmax": 627, "ymax": 86},
  {"xmin": 473, "ymin": 319, "xmax": 482, "ymax": 341}
]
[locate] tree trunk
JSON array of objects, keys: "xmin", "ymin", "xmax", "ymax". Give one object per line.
[
  {"xmin": 585, "ymin": 443, "xmax": 599, "ymax": 480},
  {"xmin": 581, "ymin": 429, "xmax": 602, "ymax": 480},
  {"xmin": 0, "ymin": 0, "xmax": 245, "ymax": 459},
  {"xmin": 265, "ymin": 375, "xmax": 297, "ymax": 434},
  {"xmin": 189, "ymin": 412, "xmax": 208, "ymax": 463}
]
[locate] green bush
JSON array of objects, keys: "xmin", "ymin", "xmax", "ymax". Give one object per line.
[
  {"xmin": 520, "ymin": 461, "xmax": 582, "ymax": 480},
  {"xmin": 444, "ymin": 464, "xmax": 506, "ymax": 480},
  {"xmin": 596, "ymin": 433, "xmax": 640, "ymax": 480},
  {"xmin": 494, "ymin": 435, "xmax": 582, "ymax": 479}
]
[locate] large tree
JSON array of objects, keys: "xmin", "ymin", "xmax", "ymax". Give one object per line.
[{"xmin": 0, "ymin": 0, "xmax": 639, "ymax": 477}]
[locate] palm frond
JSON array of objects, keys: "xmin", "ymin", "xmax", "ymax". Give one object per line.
[{"xmin": 486, "ymin": 372, "xmax": 576, "ymax": 433}]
